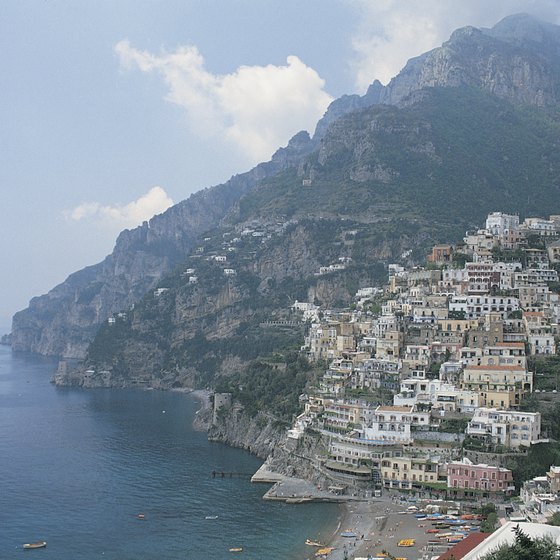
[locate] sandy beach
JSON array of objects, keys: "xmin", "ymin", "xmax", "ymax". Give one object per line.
[
  {"xmin": 316, "ymin": 499, "xmax": 439, "ymax": 560},
  {"xmin": 254, "ymin": 465, "xmax": 443, "ymax": 559},
  {"xmin": 256, "ymin": 470, "xmax": 455, "ymax": 560}
]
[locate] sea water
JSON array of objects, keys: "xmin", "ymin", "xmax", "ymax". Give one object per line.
[{"xmin": 0, "ymin": 345, "xmax": 338, "ymax": 559}]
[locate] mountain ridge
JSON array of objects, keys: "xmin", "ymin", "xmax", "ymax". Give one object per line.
[{"xmin": 12, "ymin": 13, "xmax": 560, "ymax": 359}]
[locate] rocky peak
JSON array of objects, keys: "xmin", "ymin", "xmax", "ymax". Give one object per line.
[
  {"xmin": 380, "ymin": 14, "xmax": 560, "ymax": 108},
  {"xmin": 313, "ymin": 14, "xmax": 560, "ymax": 140},
  {"xmin": 485, "ymin": 13, "xmax": 560, "ymax": 47}
]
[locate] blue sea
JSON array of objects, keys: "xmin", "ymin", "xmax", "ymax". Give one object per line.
[{"xmin": 0, "ymin": 345, "xmax": 338, "ymax": 559}]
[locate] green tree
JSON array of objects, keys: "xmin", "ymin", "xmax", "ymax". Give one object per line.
[{"xmin": 478, "ymin": 503, "xmax": 499, "ymax": 533}]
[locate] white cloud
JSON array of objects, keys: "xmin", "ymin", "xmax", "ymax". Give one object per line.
[
  {"xmin": 351, "ymin": 0, "xmax": 560, "ymax": 90},
  {"xmin": 115, "ymin": 40, "xmax": 333, "ymax": 164},
  {"xmin": 66, "ymin": 186, "xmax": 174, "ymax": 229}
]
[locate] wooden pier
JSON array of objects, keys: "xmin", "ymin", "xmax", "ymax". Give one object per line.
[{"xmin": 211, "ymin": 470, "xmax": 254, "ymax": 479}]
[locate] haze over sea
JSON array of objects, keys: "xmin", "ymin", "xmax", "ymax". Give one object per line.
[{"xmin": 0, "ymin": 345, "xmax": 337, "ymax": 559}]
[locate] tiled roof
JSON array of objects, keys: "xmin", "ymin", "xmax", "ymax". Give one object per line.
[{"xmin": 437, "ymin": 533, "xmax": 490, "ymax": 559}]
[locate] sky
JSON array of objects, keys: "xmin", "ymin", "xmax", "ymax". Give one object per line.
[{"xmin": 2, "ymin": 0, "xmax": 560, "ymax": 333}]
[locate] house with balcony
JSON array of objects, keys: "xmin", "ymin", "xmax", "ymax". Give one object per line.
[
  {"xmin": 466, "ymin": 407, "xmax": 541, "ymax": 448},
  {"xmin": 381, "ymin": 455, "xmax": 440, "ymax": 490},
  {"xmin": 394, "ymin": 377, "xmax": 480, "ymax": 413},
  {"xmin": 362, "ymin": 405, "xmax": 429, "ymax": 444},
  {"xmin": 321, "ymin": 398, "xmax": 370, "ymax": 432},
  {"xmin": 460, "ymin": 364, "xmax": 532, "ymax": 408},
  {"xmin": 479, "ymin": 342, "xmax": 527, "ymax": 368},
  {"xmin": 521, "ymin": 470, "xmax": 560, "ymax": 518}
]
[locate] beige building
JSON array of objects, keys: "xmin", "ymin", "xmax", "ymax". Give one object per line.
[
  {"xmin": 322, "ymin": 398, "xmax": 370, "ymax": 432},
  {"xmin": 375, "ymin": 330, "xmax": 403, "ymax": 359},
  {"xmin": 479, "ymin": 342, "xmax": 527, "ymax": 368},
  {"xmin": 381, "ymin": 456, "xmax": 439, "ymax": 489},
  {"xmin": 461, "ymin": 364, "xmax": 532, "ymax": 408},
  {"xmin": 548, "ymin": 466, "xmax": 560, "ymax": 493}
]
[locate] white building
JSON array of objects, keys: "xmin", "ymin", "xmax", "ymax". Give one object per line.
[
  {"xmin": 523, "ymin": 217, "xmax": 557, "ymax": 236},
  {"xmin": 467, "ymin": 407, "xmax": 541, "ymax": 448},
  {"xmin": 449, "ymin": 295, "xmax": 519, "ymax": 320},
  {"xmin": 362, "ymin": 405, "xmax": 429, "ymax": 444},
  {"xmin": 394, "ymin": 378, "xmax": 480, "ymax": 413},
  {"xmin": 486, "ymin": 212, "xmax": 520, "ymax": 236}
]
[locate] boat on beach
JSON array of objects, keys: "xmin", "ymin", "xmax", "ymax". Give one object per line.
[
  {"xmin": 305, "ymin": 539, "xmax": 324, "ymax": 546},
  {"xmin": 340, "ymin": 530, "xmax": 357, "ymax": 538},
  {"xmin": 23, "ymin": 541, "xmax": 47, "ymax": 550}
]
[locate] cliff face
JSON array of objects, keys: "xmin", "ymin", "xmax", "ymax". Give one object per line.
[
  {"xmin": 208, "ymin": 406, "xmax": 286, "ymax": 460},
  {"xmin": 381, "ymin": 19, "xmax": 560, "ymax": 108},
  {"xmin": 52, "ymin": 216, "xmax": 396, "ymax": 389},
  {"xmin": 208, "ymin": 403, "xmax": 330, "ymax": 484}
]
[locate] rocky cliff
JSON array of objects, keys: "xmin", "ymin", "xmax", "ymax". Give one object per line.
[
  {"xmin": 11, "ymin": 133, "xmax": 315, "ymax": 358},
  {"xmin": 208, "ymin": 401, "xmax": 332, "ymax": 485},
  {"xmin": 208, "ymin": 405, "xmax": 286, "ymax": 460},
  {"xmin": 52, "ymin": 216, "xmax": 395, "ymax": 390}
]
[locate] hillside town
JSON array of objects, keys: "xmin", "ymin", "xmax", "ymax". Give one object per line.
[{"xmin": 279, "ymin": 213, "xmax": 560, "ymax": 522}]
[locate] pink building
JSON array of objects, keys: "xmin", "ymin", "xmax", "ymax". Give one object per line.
[{"xmin": 447, "ymin": 458, "xmax": 514, "ymax": 495}]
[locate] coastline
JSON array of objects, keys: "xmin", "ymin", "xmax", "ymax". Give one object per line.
[
  {"xmin": 184, "ymin": 388, "xmax": 213, "ymax": 431},
  {"xmin": 267, "ymin": 486, "xmax": 444, "ymax": 560},
  {"xmin": 184, "ymin": 395, "xmax": 444, "ymax": 559},
  {"xmin": 188, "ymin": 388, "xmax": 211, "ymax": 409}
]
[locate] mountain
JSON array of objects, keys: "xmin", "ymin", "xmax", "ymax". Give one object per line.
[
  {"xmin": 12, "ymin": 13, "xmax": 560, "ymax": 361},
  {"xmin": 11, "ymin": 132, "xmax": 315, "ymax": 357}
]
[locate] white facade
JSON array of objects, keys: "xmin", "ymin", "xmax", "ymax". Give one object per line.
[
  {"xmin": 528, "ymin": 333, "xmax": 556, "ymax": 355},
  {"xmin": 523, "ymin": 217, "xmax": 557, "ymax": 236},
  {"xmin": 486, "ymin": 212, "xmax": 520, "ymax": 236},
  {"xmin": 449, "ymin": 295, "xmax": 519, "ymax": 320},
  {"xmin": 467, "ymin": 407, "xmax": 541, "ymax": 448},
  {"xmin": 362, "ymin": 405, "xmax": 429, "ymax": 444}
]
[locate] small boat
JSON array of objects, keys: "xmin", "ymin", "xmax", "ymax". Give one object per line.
[
  {"xmin": 305, "ymin": 539, "xmax": 324, "ymax": 546},
  {"xmin": 205, "ymin": 515, "xmax": 219, "ymax": 520},
  {"xmin": 340, "ymin": 531, "xmax": 357, "ymax": 538},
  {"xmin": 315, "ymin": 547, "xmax": 334, "ymax": 556},
  {"xmin": 137, "ymin": 513, "xmax": 146, "ymax": 519},
  {"xmin": 23, "ymin": 541, "xmax": 47, "ymax": 550},
  {"xmin": 229, "ymin": 547, "xmax": 243, "ymax": 552}
]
